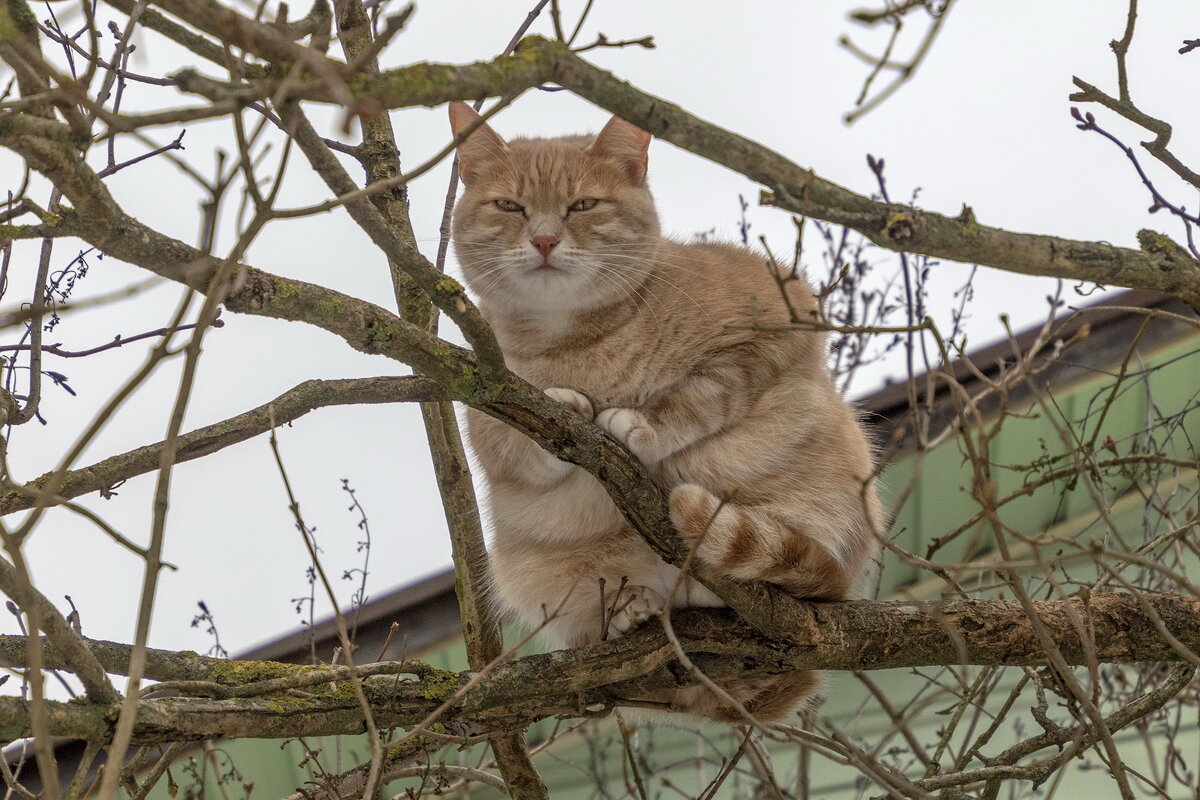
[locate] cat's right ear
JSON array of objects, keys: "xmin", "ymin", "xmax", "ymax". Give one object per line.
[
  {"xmin": 591, "ymin": 115, "xmax": 652, "ymax": 184},
  {"xmin": 449, "ymin": 101, "xmax": 508, "ymax": 185}
]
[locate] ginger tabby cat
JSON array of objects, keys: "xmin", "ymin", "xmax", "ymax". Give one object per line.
[{"xmin": 449, "ymin": 102, "xmax": 881, "ymax": 723}]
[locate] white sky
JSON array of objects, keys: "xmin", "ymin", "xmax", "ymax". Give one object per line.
[{"xmin": 1, "ymin": 1, "xmax": 1197, "ymax": 671}]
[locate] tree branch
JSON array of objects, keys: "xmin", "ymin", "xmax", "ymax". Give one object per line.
[
  {"xmin": 0, "ymin": 594, "xmax": 1198, "ymax": 744},
  {"xmin": 99, "ymin": 0, "xmax": 266, "ymax": 77},
  {"xmin": 321, "ymin": 0, "xmax": 546, "ymax": 792},
  {"xmin": 0, "ymin": 376, "xmax": 446, "ymax": 515},
  {"xmin": 1069, "ymin": 76, "xmax": 1200, "ymax": 191},
  {"xmin": 0, "ymin": 559, "xmax": 118, "ymax": 704},
  {"xmin": 538, "ymin": 39, "xmax": 1200, "ymax": 305},
  {"xmin": 148, "ymin": 0, "xmax": 335, "ymax": 73},
  {"xmin": 278, "ymin": 102, "xmax": 508, "ymax": 379},
  {"xmin": 242, "ymin": 37, "xmax": 1200, "ymax": 304}
]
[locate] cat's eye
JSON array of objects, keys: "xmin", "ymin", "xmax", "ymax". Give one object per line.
[
  {"xmin": 495, "ymin": 199, "xmax": 524, "ymax": 212},
  {"xmin": 569, "ymin": 198, "xmax": 599, "ymax": 212}
]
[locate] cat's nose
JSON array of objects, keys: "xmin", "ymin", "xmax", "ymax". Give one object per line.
[{"xmin": 531, "ymin": 235, "xmax": 559, "ymax": 259}]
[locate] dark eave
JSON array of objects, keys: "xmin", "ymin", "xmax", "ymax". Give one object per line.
[
  {"xmin": 235, "ymin": 568, "xmax": 462, "ymax": 664},
  {"xmin": 862, "ymin": 288, "xmax": 1197, "ymax": 445}
]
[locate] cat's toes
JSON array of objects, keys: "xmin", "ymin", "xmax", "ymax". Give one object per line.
[
  {"xmin": 669, "ymin": 484, "xmax": 724, "ymax": 548},
  {"xmin": 608, "ymin": 605, "xmax": 654, "ymax": 637},
  {"xmin": 596, "ymin": 407, "xmax": 663, "ymax": 463},
  {"xmin": 606, "ymin": 584, "xmax": 664, "ymax": 638},
  {"xmin": 545, "ymin": 387, "xmax": 594, "ymax": 421}
]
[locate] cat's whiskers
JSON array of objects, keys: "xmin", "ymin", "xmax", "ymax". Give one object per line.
[
  {"xmin": 589, "ymin": 263, "xmax": 664, "ymax": 334},
  {"xmin": 474, "ymin": 260, "xmax": 524, "ymax": 299},
  {"xmin": 467, "ymin": 249, "xmax": 708, "ymax": 325},
  {"xmin": 590, "ymin": 245, "xmax": 710, "ymax": 267},
  {"xmin": 459, "ymin": 248, "xmax": 523, "ymax": 280},
  {"xmin": 461, "ymin": 258, "xmax": 522, "ymax": 280},
  {"xmin": 588, "ymin": 255, "xmax": 713, "ymax": 322},
  {"xmin": 586, "ymin": 247, "xmax": 710, "ymax": 281},
  {"xmin": 448, "ymin": 240, "xmax": 512, "ymax": 249},
  {"xmin": 595, "ymin": 266, "xmax": 687, "ymax": 333},
  {"xmin": 456, "ymin": 241, "xmax": 711, "ymax": 325},
  {"xmin": 571, "ymin": 261, "xmax": 657, "ymax": 332}
]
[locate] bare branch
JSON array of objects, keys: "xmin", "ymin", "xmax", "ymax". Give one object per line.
[
  {"xmin": 0, "ymin": 376, "xmax": 446, "ymax": 516},
  {"xmin": 0, "ymin": 560, "xmax": 118, "ymax": 704}
]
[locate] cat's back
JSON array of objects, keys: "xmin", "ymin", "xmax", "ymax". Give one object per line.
[
  {"xmin": 657, "ymin": 238, "xmax": 817, "ymax": 321},
  {"xmin": 642, "ymin": 238, "xmax": 823, "ymax": 370}
]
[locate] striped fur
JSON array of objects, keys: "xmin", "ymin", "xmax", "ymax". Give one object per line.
[{"xmin": 449, "ymin": 103, "xmax": 882, "ymax": 725}]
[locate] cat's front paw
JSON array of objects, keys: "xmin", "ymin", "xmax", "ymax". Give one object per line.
[
  {"xmin": 545, "ymin": 387, "xmax": 595, "ymax": 421},
  {"xmin": 596, "ymin": 407, "xmax": 665, "ymax": 463}
]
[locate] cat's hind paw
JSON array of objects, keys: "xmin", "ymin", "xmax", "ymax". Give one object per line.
[
  {"xmin": 545, "ymin": 387, "xmax": 594, "ymax": 421},
  {"xmin": 596, "ymin": 407, "xmax": 665, "ymax": 463},
  {"xmin": 605, "ymin": 583, "xmax": 665, "ymax": 639},
  {"xmin": 669, "ymin": 484, "xmax": 728, "ymax": 562}
]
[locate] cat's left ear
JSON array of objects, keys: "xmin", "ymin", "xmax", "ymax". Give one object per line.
[{"xmin": 591, "ymin": 116, "xmax": 651, "ymax": 184}]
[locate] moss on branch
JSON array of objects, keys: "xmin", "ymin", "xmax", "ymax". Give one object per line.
[{"xmin": 0, "ymin": 594, "xmax": 1197, "ymax": 743}]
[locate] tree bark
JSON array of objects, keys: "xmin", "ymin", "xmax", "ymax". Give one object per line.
[{"xmin": 0, "ymin": 594, "xmax": 1195, "ymax": 744}]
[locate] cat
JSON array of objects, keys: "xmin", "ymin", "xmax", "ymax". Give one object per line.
[{"xmin": 448, "ymin": 101, "xmax": 882, "ymax": 724}]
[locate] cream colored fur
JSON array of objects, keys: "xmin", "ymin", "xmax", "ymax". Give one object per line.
[{"xmin": 449, "ymin": 102, "xmax": 882, "ymax": 724}]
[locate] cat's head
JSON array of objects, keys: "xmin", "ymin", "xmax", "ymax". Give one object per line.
[{"xmin": 449, "ymin": 102, "xmax": 661, "ymax": 315}]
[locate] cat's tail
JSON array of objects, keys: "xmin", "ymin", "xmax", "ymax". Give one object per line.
[{"xmin": 668, "ymin": 483, "xmax": 876, "ymax": 601}]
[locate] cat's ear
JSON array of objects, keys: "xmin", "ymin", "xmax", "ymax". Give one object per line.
[
  {"xmin": 448, "ymin": 101, "xmax": 508, "ymax": 185},
  {"xmin": 591, "ymin": 115, "xmax": 651, "ymax": 184}
]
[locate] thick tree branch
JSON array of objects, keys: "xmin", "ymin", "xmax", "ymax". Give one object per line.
[
  {"xmin": 0, "ymin": 129, "xmax": 466, "ymax": 381},
  {"xmin": 0, "ymin": 376, "xmax": 446, "ymax": 515},
  {"xmin": 537, "ymin": 40, "xmax": 1200, "ymax": 306},
  {"xmin": 248, "ymin": 37, "xmax": 1200, "ymax": 305},
  {"xmin": 84, "ymin": 20, "xmax": 1200, "ymax": 302},
  {"xmin": 279, "ymin": 102, "xmax": 508, "ymax": 378},
  {"xmin": 0, "ymin": 594, "xmax": 1198, "ymax": 744},
  {"xmin": 0, "ymin": 125, "xmax": 501, "ymax": 382},
  {"xmin": 4, "ymin": 8, "xmax": 1197, "ymax": 796}
]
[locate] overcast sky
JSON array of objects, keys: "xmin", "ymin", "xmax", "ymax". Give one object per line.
[{"xmin": 1, "ymin": 1, "xmax": 1196, "ymax": 672}]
